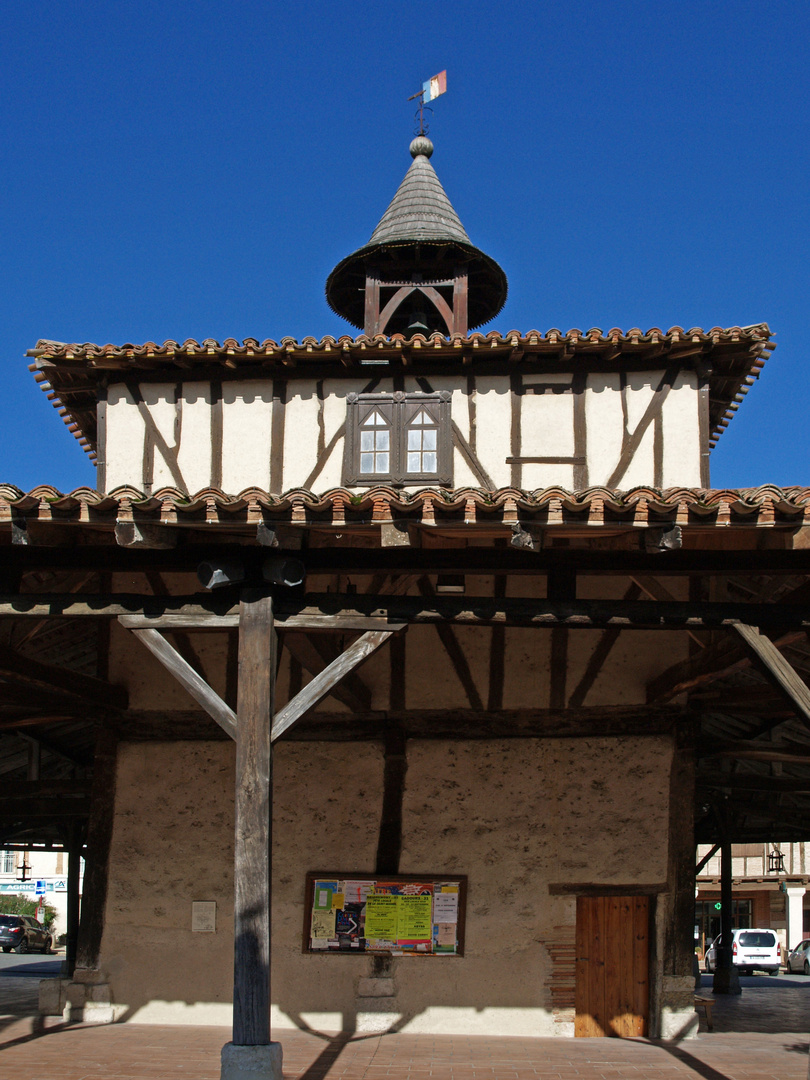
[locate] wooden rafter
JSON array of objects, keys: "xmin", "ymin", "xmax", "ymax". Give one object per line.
[
  {"xmin": 733, "ymin": 622, "xmax": 810, "ymax": 730},
  {"xmin": 0, "ymin": 642, "xmax": 127, "ymax": 711},
  {"xmin": 647, "ymin": 629, "xmax": 805, "ymax": 704}
]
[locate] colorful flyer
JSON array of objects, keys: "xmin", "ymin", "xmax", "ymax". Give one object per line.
[
  {"xmin": 313, "ymin": 882, "xmax": 338, "ymax": 911},
  {"xmin": 342, "ymin": 880, "xmax": 373, "ymax": 904},
  {"xmin": 364, "ymin": 894, "xmax": 399, "ymax": 940},
  {"xmin": 397, "ymin": 894, "xmax": 432, "ymax": 940}
]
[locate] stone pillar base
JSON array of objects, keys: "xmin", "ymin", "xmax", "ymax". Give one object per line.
[
  {"xmin": 38, "ymin": 976, "xmax": 115, "ymax": 1023},
  {"xmin": 221, "ymin": 1042, "xmax": 283, "ymax": 1080},
  {"xmin": 712, "ymin": 967, "xmax": 741, "ymax": 995},
  {"xmin": 659, "ymin": 976, "xmax": 699, "ymax": 1040}
]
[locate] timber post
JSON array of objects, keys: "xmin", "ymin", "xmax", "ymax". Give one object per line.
[
  {"xmin": 712, "ymin": 809, "xmax": 741, "ymax": 995},
  {"xmin": 222, "ymin": 589, "xmax": 282, "ymax": 1080}
]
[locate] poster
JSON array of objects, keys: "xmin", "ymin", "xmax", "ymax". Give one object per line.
[
  {"xmin": 305, "ymin": 874, "xmax": 465, "ymax": 956},
  {"xmin": 364, "ymin": 895, "xmax": 399, "ymax": 940}
]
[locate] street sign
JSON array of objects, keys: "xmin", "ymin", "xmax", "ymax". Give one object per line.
[{"xmin": 35, "ymin": 880, "xmax": 46, "ymax": 895}]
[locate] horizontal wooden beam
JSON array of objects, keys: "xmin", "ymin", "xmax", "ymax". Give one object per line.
[
  {"xmin": 5, "ymin": 545, "xmax": 810, "ymax": 577},
  {"xmin": 3, "ymin": 593, "xmax": 810, "ymax": 631},
  {"xmin": 0, "ymin": 797, "xmax": 92, "ymax": 817},
  {"xmin": 118, "ymin": 613, "xmax": 406, "ymax": 632},
  {"xmin": 697, "ymin": 774, "xmax": 810, "ymax": 792},
  {"xmin": 699, "ymin": 741, "xmax": 810, "ymax": 765},
  {"xmin": 0, "ymin": 780, "xmax": 91, "ymax": 799}
]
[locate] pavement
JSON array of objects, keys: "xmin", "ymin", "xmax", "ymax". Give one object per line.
[{"xmin": 0, "ymin": 967, "xmax": 807, "ymax": 1080}]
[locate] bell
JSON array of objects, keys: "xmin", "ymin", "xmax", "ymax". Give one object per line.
[{"xmin": 407, "ymin": 310, "xmax": 430, "ymax": 335}]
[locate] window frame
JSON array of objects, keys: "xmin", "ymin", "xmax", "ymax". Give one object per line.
[{"xmin": 344, "ymin": 391, "xmax": 452, "ymax": 487}]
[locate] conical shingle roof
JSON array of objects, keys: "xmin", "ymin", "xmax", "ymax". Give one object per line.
[{"xmin": 367, "ymin": 148, "xmax": 472, "ymax": 247}]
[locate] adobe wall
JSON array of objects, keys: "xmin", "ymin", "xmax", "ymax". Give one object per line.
[{"xmin": 97, "ymin": 733, "xmax": 673, "ymax": 1036}]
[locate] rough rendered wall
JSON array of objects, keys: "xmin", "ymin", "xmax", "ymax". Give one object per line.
[{"xmin": 99, "ymin": 735, "xmax": 672, "ymax": 1036}]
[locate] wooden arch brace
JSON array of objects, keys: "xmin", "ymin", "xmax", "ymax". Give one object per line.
[
  {"xmin": 126, "ymin": 622, "xmax": 398, "ymax": 741},
  {"xmin": 376, "ymin": 285, "xmax": 455, "ymax": 336}
]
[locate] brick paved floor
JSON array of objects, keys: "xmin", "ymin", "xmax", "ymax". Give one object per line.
[
  {"xmin": 0, "ymin": 973, "xmax": 807, "ymax": 1080},
  {"xmin": 0, "ymin": 1018, "xmax": 807, "ymax": 1080}
]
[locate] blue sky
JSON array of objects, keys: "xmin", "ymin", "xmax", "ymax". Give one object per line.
[{"xmin": 1, "ymin": 0, "xmax": 807, "ymax": 492}]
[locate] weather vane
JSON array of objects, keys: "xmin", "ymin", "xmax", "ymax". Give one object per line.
[{"xmin": 408, "ymin": 71, "xmax": 447, "ymax": 136}]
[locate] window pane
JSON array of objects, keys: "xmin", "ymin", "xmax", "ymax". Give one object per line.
[
  {"xmin": 408, "ymin": 429, "xmax": 421, "ymax": 450},
  {"xmin": 376, "ymin": 452, "xmax": 389, "ymax": 472},
  {"xmin": 360, "ymin": 431, "xmax": 374, "ymax": 452},
  {"xmin": 360, "ymin": 453, "xmax": 375, "ymax": 473},
  {"xmin": 407, "ymin": 452, "xmax": 421, "ymax": 472},
  {"xmin": 376, "ymin": 430, "xmax": 389, "ymax": 451},
  {"xmin": 423, "ymin": 452, "xmax": 437, "ymax": 472},
  {"xmin": 423, "ymin": 429, "xmax": 437, "ymax": 450}
]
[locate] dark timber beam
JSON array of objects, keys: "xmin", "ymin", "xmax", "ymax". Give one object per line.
[
  {"xmin": 0, "ymin": 643, "xmax": 127, "ymax": 711},
  {"xmin": 8, "ymin": 593, "xmax": 810, "ymax": 630},
  {"xmin": 733, "ymin": 622, "xmax": 810, "ymax": 730},
  {"xmin": 6, "ymin": 544, "xmax": 810, "ymax": 576}
]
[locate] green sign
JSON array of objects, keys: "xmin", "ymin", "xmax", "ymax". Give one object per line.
[{"xmin": 714, "ymin": 902, "xmax": 722, "ymax": 910}]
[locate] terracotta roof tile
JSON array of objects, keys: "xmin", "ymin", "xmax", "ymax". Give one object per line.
[{"xmin": 0, "ymin": 483, "xmax": 804, "ymax": 533}]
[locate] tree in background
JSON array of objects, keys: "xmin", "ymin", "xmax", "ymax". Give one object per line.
[{"xmin": 0, "ymin": 894, "xmax": 57, "ymax": 927}]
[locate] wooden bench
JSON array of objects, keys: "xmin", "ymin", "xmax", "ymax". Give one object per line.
[{"xmin": 694, "ymin": 995, "xmax": 714, "ymax": 1031}]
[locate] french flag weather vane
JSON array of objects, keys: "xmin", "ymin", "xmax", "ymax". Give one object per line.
[{"xmin": 408, "ymin": 70, "xmax": 447, "ymax": 136}]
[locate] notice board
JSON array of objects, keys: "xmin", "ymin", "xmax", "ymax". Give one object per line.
[{"xmin": 303, "ymin": 872, "xmax": 467, "ymax": 956}]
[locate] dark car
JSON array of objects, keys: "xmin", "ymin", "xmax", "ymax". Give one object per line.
[{"xmin": 0, "ymin": 914, "xmax": 52, "ymax": 954}]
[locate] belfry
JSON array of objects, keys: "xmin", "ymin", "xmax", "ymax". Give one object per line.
[{"xmin": 326, "ymin": 136, "xmax": 506, "ymax": 338}]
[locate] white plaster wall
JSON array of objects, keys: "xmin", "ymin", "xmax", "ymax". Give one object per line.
[
  {"xmin": 221, "ymin": 381, "xmax": 273, "ymax": 493},
  {"xmin": 585, "ymin": 374, "xmax": 623, "ymax": 487},
  {"xmin": 662, "ymin": 372, "xmax": 701, "ymax": 487},
  {"xmin": 105, "ymin": 385, "xmax": 146, "ymax": 492},
  {"xmin": 176, "ymin": 381, "xmax": 214, "ymax": 494},
  {"xmin": 471, "ymin": 377, "xmax": 512, "ymax": 489}
]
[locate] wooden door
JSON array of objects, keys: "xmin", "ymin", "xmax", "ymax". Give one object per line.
[{"xmin": 575, "ymin": 895, "xmax": 649, "ymax": 1037}]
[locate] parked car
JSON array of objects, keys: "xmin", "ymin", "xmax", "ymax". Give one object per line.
[
  {"xmin": 704, "ymin": 928, "xmax": 781, "ymax": 975},
  {"xmin": 786, "ymin": 939, "xmax": 810, "ymax": 974},
  {"xmin": 0, "ymin": 914, "xmax": 52, "ymax": 954}
]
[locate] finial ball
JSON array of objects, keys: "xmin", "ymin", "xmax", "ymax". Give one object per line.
[{"xmin": 410, "ymin": 136, "xmax": 434, "ymax": 159}]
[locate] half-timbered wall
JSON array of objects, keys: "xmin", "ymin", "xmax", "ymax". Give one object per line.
[{"xmin": 101, "ymin": 369, "xmax": 703, "ymax": 494}]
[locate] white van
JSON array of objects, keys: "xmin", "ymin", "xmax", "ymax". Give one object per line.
[{"xmin": 704, "ymin": 928, "xmax": 781, "ymax": 975}]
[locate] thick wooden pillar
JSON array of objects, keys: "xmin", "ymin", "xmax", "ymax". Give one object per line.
[
  {"xmin": 75, "ymin": 728, "xmax": 118, "ymax": 972},
  {"xmin": 233, "ymin": 591, "xmax": 276, "ymax": 1046}
]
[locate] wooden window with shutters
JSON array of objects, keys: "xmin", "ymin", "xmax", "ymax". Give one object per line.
[{"xmin": 344, "ymin": 391, "xmax": 452, "ymax": 486}]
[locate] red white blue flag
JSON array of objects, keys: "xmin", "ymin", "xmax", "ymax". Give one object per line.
[{"xmin": 422, "ymin": 71, "xmax": 447, "ymax": 102}]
